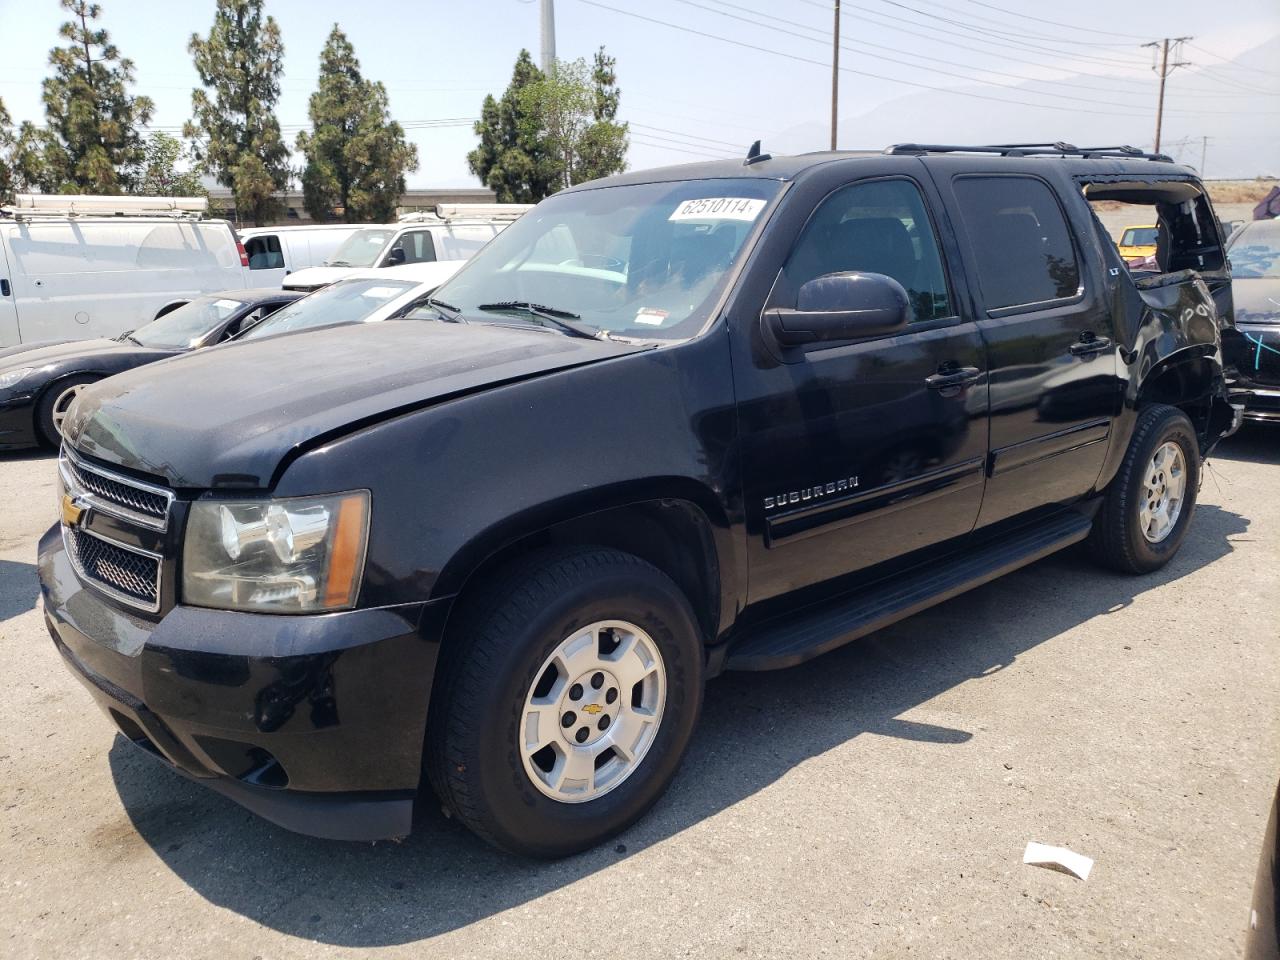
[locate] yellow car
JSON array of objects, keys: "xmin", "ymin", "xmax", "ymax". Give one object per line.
[{"xmin": 1117, "ymin": 224, "xmax": 1158, "ymax": 260}]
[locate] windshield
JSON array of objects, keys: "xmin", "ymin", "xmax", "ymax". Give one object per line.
[
  {"xmin": 1120, "ymin": 227, "xmax": 1158, "ymax": 247},
  {"xmin": 434, "ymin": 178, "xmax": 781, "ymax": 341},
  {"xmin": 130, "ymin": 296, "xmax": 247, "ymax": 349},
  {"xmin": 1228, "ymin": 221, "xmax": 1280, "ymax": 279},
  {"xmin": 325, "ymin": 227, "xmax": 396, "ymax": 267},
  {"xmin": 241, "ymin": 278, "xmax": 415, "ymax": 340}
]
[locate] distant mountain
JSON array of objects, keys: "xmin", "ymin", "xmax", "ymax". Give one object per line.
[{"xmin": 770, "ymin": 35, "xmax": 1279, "ymax": 178}]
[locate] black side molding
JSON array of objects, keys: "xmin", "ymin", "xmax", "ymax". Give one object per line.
[{"xmin": 725, "ymin": 509, "xmax": 1094, "ymax": 671}]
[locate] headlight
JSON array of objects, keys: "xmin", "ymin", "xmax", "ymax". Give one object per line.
[
  {"xmin": 0, "ymin": 367, "xmax": 33, "ymax": 390},
  {"xmin": 182, "ymin": 491, "xmax": 370, "ymax": 613}
]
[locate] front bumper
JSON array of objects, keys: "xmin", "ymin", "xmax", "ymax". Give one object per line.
[
  {"xmin": 1228, "ymin": 323, "xmax": 1280, "ymax": 422},
  {"xmin": 37, "ymin": 524, "xmax": 449, "ymax": 841}
]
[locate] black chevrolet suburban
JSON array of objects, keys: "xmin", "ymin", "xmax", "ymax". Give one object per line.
[{"xmin": 39, "ymin": 143, "xmax": 1242, "ymax": 857}]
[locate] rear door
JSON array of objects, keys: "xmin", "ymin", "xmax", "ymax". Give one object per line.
[
  {"xmin": 244, "ymin": 233, "xmax": 288, "ymax": 287},
  {"xmin": 927, "ymin": 160, "xmax": 1122, "ymax": 528},
  {"xmin": 0, "ymin": 236, "xmax": 18, "ymax": 346},
  {"xmin": 734, "ymin": 170, "xmax": 990, "ymax": 603}
]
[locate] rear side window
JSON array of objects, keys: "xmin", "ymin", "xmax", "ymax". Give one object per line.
[
  {"xmin": 393, "ymin": 230, "xmax": 436, "ymax": 264},
  {"xmin": 779, "ymin": 178, "xmax": 953, "ymax": 322},
  {"xmin": 953, "ymin": 176, "xmax": 1081, "ymax": 310},
  {"xmin": 245, "ymin": 235, "xmax": 284, "ymax": 270}
]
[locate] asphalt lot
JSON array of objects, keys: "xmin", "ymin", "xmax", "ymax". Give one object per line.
[{"xmin": 1, "ymin": 430, "xmax": 1277, "ymax": 960}]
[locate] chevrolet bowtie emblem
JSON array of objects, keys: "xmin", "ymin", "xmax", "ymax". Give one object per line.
[
  {"xmin": 61, "ymin": 493, "xmax": 86, "ymax": 528},
  {"xmin": 581, "ymin": 703, "xmax": 603, "ymax": 715}
]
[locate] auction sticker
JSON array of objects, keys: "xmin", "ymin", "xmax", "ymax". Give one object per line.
[
  {"xmin": 634, "ymin": 308, "xmax": 669, "ymax": 326},
  {"xmin": 669, "ymin": 197, "xmax": 766, "ymax": 222}
]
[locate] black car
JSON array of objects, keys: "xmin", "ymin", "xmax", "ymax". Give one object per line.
[
  {"xmin": 1224, "ymin": 219, "xmax": 1280, "ymax": 422},
  {"xmin": 0, "ymin": 289, "xmax": 300, "ymax": 449},
  {"xmin": 40, "ymin": 143, "xmax": 1241, "ymax": 857}
]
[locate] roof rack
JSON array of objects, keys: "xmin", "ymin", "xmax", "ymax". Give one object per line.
[
  {"xmin": 0, "ymin": 193, "xmax": 210, "ymax": 221},
  {"xmin": 885, "ymin": 142, "xmax": 1175, "ymax": 162},
  {"xmin": 397, "ymin": 202, "xmax": 534, "ymax": 224}
]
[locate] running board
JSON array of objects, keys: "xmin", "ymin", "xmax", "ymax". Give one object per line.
[{"xmin": 724, "ymin": 510, "xmax": 1094, "ymax": 671}]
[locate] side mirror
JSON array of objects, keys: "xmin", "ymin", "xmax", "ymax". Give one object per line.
[
  {"xmin": 765, "ymin": 271, "xmax": 910, "ymax": 346},
  {"xmin": 384, "ymin": 246, "xmax": 406, "ymax": 267}
]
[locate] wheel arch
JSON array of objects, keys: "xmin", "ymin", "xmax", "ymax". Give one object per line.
[
  {"xmin": 33, "ymin": 369, "xmax": 108, "ymax": 441},
  {"xmin": 433, "ymin": 481, "xmax": 739, "ymax": 646},
  {"xmin": 1135, "ymin": 347, "xmax": 1230, "ymax": 450}
]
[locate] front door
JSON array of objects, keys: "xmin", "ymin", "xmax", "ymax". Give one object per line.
[
  {"xmin": 734, "ymin": 174, "xmax": 990, "ymax": 604},
  {"xmin": 0, "ymin": 238, "xmax": 18, "ymax": 346},
  {"xmin": 929, "ymin": 166, "xmax": 1122, "ymax": 529}
]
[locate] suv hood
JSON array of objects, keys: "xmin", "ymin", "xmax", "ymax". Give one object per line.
[{"xmin": 64, "ymin": 320, "xmax": 645, "ymax": 489}]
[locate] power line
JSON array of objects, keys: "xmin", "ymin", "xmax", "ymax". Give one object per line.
[
  {"xmin": 1144, "ymin": 36, "xmax": 1192, "ymax": 152},
  {"xmin": 578, "ymin": 0, "xmax": 1164, "ymax": 119},
  {"xmin": 880, "ymin": 0, "xmax": 1147, "ymax": 47},
  {"xmin": 953, "ymin": 0, "xmax": 1151, "ymax": 41},
  {"xmin": 1186, "ymin": 41, "xmax": 1280, "ymax": 80}
]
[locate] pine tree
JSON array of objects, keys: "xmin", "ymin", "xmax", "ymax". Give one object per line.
[
  {"xmin": 467, "ymin": 50, "xmax": 557, "ymax": 203},
  {"xmin": 576, "ymin": 46, "xmax": 628, "ymax": 184},
  {"xmin": 185, "ymin": 0, "xmax": 290, "ymax": 225},
  {"xmin": 38, "ymin": 0, "xmax": 154, "ymax": 194},
  {"xmin": 296, "ymin": 26, "xmax": 418, "ymax": 223},
  {"xmin": 0, "ymin": 99, "xmax": 13, "ymax": 200}
]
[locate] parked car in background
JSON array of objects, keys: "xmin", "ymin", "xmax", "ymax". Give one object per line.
[
  {"xmin": 0, "ymin": 289, "xmax": 300, "ymax": 449},
  {"xmin": 1116, "ymin": 223, "xmax": 1158, "ymax": 260},
  {"xmin": 281, "ymin": 204, "xmax": 531, "ymax": 291},
  {"xmin": 0, "ymin": 194, "xmax": 250, "ymax": 348},
  {"xmin": 1224, "ymin": 218, "xmax": 1280, "ymax": 422},
  {"xmin": 238, "ymin": 225, "xmax": 364, "ymax": 288},
  {"xmin": 238, "ymin": 260, "xmax": 464, "ymax": 341}
]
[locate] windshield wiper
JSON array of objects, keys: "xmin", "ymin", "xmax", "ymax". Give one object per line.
[
  {"xmin": 476, "ymin": 301, "xmax": 606, "ymax": 340},
  {"xmin": 327, "ymin": 259, "xmax": 352, "ymax": 267},
  {"xmin": 415, "ymin": 296, "xmax": 467, "ymax": 323},
  {"xmin": 123, "ymin": 334, "xmax": 141, "ymax": 346}
]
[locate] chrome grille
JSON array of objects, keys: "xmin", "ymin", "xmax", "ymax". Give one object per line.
[
  {"xmin": 65, "ymin": 526, "xmax": 161, "ymax": 612},
  {"xmin": 60, "ymin": 447, "xmax": 173, "ymax": 530}
]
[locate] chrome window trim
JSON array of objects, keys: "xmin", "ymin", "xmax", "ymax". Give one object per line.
[
  {"xmin": 61, "ymin": 523, "xmax": 163, "ymax": 614},
  {"xmin": 60, "ymin": 445, "xmax": 174, "ymax": 532}
]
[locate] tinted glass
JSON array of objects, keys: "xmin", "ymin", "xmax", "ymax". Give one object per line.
[
  {"xmin": 435, "ymin": 178, "xmax": 781, "ymax": 341},
  {"xmin": 239, "ymin": 278, "xmax": 415, "ymax": 339},
  {"xmin": 326, "ymin": 228, "xmax": 395, "ymax": 267},
  {"xmin": 393, "ymin": 231, "xmax": 436, "ymax": 264},
  {"xmin": 1120, "ymin": 227, "xmax": 1158, "ymax": 247},
  {"xmin": 245, "ymin": 234, "xmax": 284, "ymax": 270},
  {"xmin": 131, "ymin": 296, "xmax": 247, "ymax": 349},
  {"xmin": 780, "ymin": 178, "xmax": 952, "ymax": 322},
  {"xmin": 1227, "ymin": 220, "xmax": 1280, "ymax": 279},
  {"xmin": 953, "ymin": 177, "xmax": 1081, "ymax": 310}
]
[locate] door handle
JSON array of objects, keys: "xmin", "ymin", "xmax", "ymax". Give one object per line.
[
  {"xmin": 925, "ymin": 366, "xmax": 981, "ymax": 390},
  {"xmin": 1070, "ymin": 334, "xmax": 1112, "ymax": 357},
  {"xmin": 0, "ymin": 279, "xmax": 8, "ymax": 297}
]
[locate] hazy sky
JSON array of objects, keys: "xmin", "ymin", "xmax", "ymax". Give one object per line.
[{"xmin": 1, "ymin": 0, "xmax": 1276, "ymax": 186}]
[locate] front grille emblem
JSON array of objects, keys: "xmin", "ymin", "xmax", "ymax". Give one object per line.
[{"xmin": 61, "ymin": 493, "xmax": 87, "ymax": 528}]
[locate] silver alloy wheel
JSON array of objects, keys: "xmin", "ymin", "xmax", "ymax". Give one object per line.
[
  {"xmin": 520, "ymin": 619, "xmax": 667, "ymax": 803},
  {"xmin": 1140, "ymin": 441, "xmax": 1186, "ymax": 543},
  {"xmin": 50, "ymin": 384, "xmax": 87, "ymax": 436}
]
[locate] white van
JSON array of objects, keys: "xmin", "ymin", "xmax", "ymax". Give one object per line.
[
  {"xmin": 238, "ymin": 224, "xmax": 364, "ymax": 288},
  {"xmin": 282, "ymin": 203, "xmax": 532, "ymax": 291},
  {"xmin": 0, "ymin": 194, "xmax": 250, "ymax": 347}
]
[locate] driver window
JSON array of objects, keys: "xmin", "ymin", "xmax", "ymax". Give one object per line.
[
  {"xmin": 780, "ymin": 178, "xmax": 953, "ymax": 322},
  {"xmin": 392, "ymin": 231, "xmax": 436, "ymax": 264}
]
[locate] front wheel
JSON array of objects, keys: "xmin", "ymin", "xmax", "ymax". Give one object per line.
[
  {"xmin": 36, "ymin": 375, "xmax": 99, "ymax": 447},
  {"xmin": 426, "ymin": 547, "xmax": 704, "ymax": 857},
  {"xmin": 1089, "ymin": 403, "xmax": 1200, "ymax": 574}
]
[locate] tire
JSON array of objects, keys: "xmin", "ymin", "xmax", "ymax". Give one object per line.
[
  {"xmin": 36, "ymin": 375, "xmax": 100, "ymax": 448},
  {"xmin": 1088, "ymin": 403, "xmax": 1200, "ymax": 574},
  {"xmin": 426, "ymin": 546, "xmax": 704, "ymax": 857}
]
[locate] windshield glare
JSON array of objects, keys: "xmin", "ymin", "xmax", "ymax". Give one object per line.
[
  {"xmin": 241, "ymin": 279, "xmax": 415, "ymax": 339},
  {"xmin": 1228, "ymin": 221, "xmax": 1280, "ymax": 279},
  {"xmin": 131, "ymin": 296, "xmax": 246, "ymax": 349},
  {"xmin": 434, "ymin": 178, "xmax": 780, "ymax": 340},
  {"xmin": 326, "ymin": 228, "xmax": 396, "ymax": 267}
]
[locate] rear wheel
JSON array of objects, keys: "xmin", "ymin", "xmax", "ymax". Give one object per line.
[
  {"xmin": 36, "ymin": 375, "xmax": 99, "ymax": 447},
  {"xmin": 426, "ymin": 547, "xmax": 704, "ymax": 857},
  {"xmin": 1089, "ymin": 403, "xmax": 1200, "ymax": 574}
]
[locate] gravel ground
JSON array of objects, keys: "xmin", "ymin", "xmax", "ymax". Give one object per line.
[{"xmin": 1, "ymin": 429, "xmax": 1277, "ymax": 960}]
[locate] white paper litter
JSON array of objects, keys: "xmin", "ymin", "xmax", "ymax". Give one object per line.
[{"xmin": 1023, "ymin": 841, "xmax": 1093, "ymax": 881}]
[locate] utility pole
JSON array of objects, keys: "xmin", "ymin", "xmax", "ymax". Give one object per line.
[
  {"xmin": 1142, "ymin": 36, "xmax": 1191, "ymax": 154},
  {"xmin": 1200, "ymin": 135, "xmax": 1210, "ymax": 176},
  {"xmin": 540, "ymin": 0, "xmax": 557, "ymax": 74},
  {"xmin": 830, "ymin": 0, "xmax": 841, "ymax": 150}
]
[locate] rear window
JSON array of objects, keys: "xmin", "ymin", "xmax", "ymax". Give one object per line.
[
  {"xmin": 953, "ymin": 176, "xmax": 1082, "ymax": 311},
  {"xmin": 245, "ymin": 234, "xmax": 284, "ymax": 270},
  {"xmin": 1121, "ymin": 227, "xmax": 1158, "ymax": 247}
]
